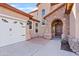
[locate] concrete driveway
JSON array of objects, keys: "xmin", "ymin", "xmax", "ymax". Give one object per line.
[{"xmin": 0, "ymin": 38, "xmax": 76, "ymax": 56}]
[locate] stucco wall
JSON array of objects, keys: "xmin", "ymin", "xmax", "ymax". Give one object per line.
[
  {"xmin": 30, "ymin": 3, "xmax": 51, "ymax": 38},
  {"xmin": 38, "ymin": 3, "xmax": 51, "ymax": 21},
  {"xmin": 44, "ymin": 5, "xmax": 65, "ymax": 39},
  {"xmin": 30, "ymin": 11, "xmax": 38, "ymax": 20},
  {"xmin": 70, "ymin": 4, "xmax": 76, "ymax": 38},
  {"xmin": 0, "ymin": 7, "xmax": 29, "ymax": 21},
  {"xmin": 37, "ymin": 3, "xmax": 51, "ymax": 37},
  {"xmin": 30, "ymin": 11, "xmax": 40, "ymax": 38},
  {"xmin": 75, "ymin": 3, "xmax": 79, "ymax": 39},
  {"xmin": 51, "ymin": 4, "xmax": 63, "ymax": 11},
  {"xmin": 67, "ymin": 4, "xmax": 79, "ymax": 54}
]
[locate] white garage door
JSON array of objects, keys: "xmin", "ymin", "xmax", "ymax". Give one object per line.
[{"xmin": 0, "ymin": 16, "xmax": 26, "ymax": 47}]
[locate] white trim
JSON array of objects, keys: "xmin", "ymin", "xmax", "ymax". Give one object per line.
[
  {"xmin": 0, "ymin": 14, "xmax": 28, "ymax": 22},
  {"xmin": 72, "ymin": 4, "xmax": 76, "ymax": 19}
]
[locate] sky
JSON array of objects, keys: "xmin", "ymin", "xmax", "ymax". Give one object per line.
[{"xmin": 9, "ymin": 3, "xmax": 37, "ymax": 13}]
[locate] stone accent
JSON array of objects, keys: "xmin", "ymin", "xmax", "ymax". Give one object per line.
[
  {"xmin": 61, "ymin": 39, "xmax": 72, "ymax": 51},
  {"xmin": 62, "ymin": 14, "xmax": 70, "ymax": 40},
  {"xmin": 68, "ymin": 37, "xmax": 79, "ymax": 55},
  {"xmin": 61, "ymin": 14, "xmax": 71, "ymax": 51}
]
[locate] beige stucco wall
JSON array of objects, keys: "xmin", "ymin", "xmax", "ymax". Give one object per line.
[
  {"xmin": 37, "ymin": 3, "xmax": 51, "ymax": 37},
  {"xmin": 31, "ymin": 3, "xmax": 51, "ymax": 21},
  {"xmin": 44, "ymin": 5, "xmax": 65, "ymax": 39},
  {"xmin": 30, "ymin": 10, "xmax": 41, "ymax": 38},
  {"xmin": 37, "ymin": 3, "xmax": 68, "ymax": 38},
  {"xmin": 75, "ymin": 3, "xmax": 79, "ymax": 39},
  {"xmin": 38, "ymin": 3, "xmax": 51, "ymax": 21},
  {"xmin": 69, "ymin": 4, "xmax": 76, "ymax": 39},
  {"xmin": 69, "ymin": 3, "xmax": 79, "ymax": 39},
  {"xmin": 30, "ymin": 11, "xmax": 38, "ymax": 20},
  {"xmin": 30, "ymin": 3, "xmax": 62, "ymax": 38},
  {"xmin": 0, "ymin": 7, "xmax": 29, "ymax": 20},
  {"xmin": 29, "ymin": 3, "xmax": 77, "ymax": 40},
  {"xmin": 51, "ymin": 4, "xmax": 63, "ymax": 11},
  {"xmin": 68, "ymin": 4, "xmax": 79, "ymax": 53}
]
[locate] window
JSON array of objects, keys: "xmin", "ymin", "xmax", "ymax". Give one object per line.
[
  {"xmin": 35, "ymin": 23, "xmax": 38, "ymax": 33},
  {"xmin": 42, "ymin": 9, "xmax": 45, "ymax": 16},
  {"xmin": 27, "ymin": 21, "xmax": 32, "ymax": 29},
  {"xmin": 36, "ymin": 23, "xmax": 38, "ymax": 27},
  {"xmin": 35, "ymin": 29, "xmax": 38, "ymax": 33},
  {"xmin": 29, "ymin": 25, "xmax": 32, "ymax": 29},
  {"xmin": 42, "ymin": 20, "xmax": 45, "ymax": 25}
]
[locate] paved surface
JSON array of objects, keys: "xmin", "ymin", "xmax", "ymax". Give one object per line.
[{"xmin": 0, "ymin": 38, "xmax": 77, "ymax": 56}]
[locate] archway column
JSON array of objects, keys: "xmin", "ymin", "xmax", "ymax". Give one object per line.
[
  {"xmin": 62, "ymin": 14, "xmax": 70, "ymax": 40},
  {"xmin": 61, "ymin": 14, "xmax": 72, "ymax": 51}
]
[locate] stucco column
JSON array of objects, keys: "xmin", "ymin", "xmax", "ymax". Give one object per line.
[
  {"xmin": 61, "ymin": 14, "xmax": 72, "ymax": 51},
  {"xmin": 62, "ymin": 14, "xmax": 70, "ymax": 40}
]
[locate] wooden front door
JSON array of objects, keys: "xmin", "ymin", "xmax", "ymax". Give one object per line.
[{"xmin": 55, "ymin": 22, "xmax": 62, "ymax": 37}]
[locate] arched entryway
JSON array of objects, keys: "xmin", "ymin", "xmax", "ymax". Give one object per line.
[{"xmin": 51, "ymin": 19, "xmax": 63, "ymax": 38}]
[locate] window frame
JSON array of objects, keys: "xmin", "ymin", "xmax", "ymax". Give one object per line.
[
  {"xmin": 42, "ymin": 9, "xmax": 45, "ymax": 16},
  {"xmin": 27, "ymin": 21, "xmax": 32, "ymax": 29},
  {"xmin": 35, "ymin": 23, "xmax": 38, "ymax": 33}
]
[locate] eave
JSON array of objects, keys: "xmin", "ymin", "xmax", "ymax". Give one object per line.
[
  {"xmin": 0, "ymin": 3, "xmax": 39, "ymax": 22},
  {"xmin": 65, "ymin": 3, "xmax": 74, "ymax": 15}
]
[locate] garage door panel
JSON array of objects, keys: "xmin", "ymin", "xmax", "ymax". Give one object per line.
[{"xmin": 0, "ymin": 16, "xmax": 26, "ymax": 47}]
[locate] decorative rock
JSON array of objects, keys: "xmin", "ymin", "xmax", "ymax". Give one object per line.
[
  {"xmin": 68, "ymin": 37, "xmax": 79, "ymax": 55},
  {"xmin": 61, "ymin": 39, "xmax": 72, "ymax": 51}
]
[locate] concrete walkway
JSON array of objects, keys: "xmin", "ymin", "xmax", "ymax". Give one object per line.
[{"xmin": 0, "ymin": 38, "xmax": 77, "ymax": 56}]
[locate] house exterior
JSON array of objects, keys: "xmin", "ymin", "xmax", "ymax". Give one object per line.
[
  {"xmin": 0, "ymin": 3, "xmax": 79, "ymax": 54},
  {"xmin": 30, "ymin": 3, "xmax": 79, "ymax": 54},
  {"xmin": 0, "ymin": 3, "xmax": 39, "ymax": 47},
  {"xmin": 30, "ymin": 3, "xmax": 67, "ymax": 39}
]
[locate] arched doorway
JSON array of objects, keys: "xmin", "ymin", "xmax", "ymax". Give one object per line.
[{"xmin": 51, "ymin": 19, "xmax": 63, "ymax": 38}]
